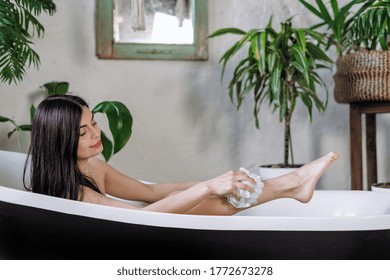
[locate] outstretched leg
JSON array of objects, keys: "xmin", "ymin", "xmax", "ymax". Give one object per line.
[
  {"xmin": 258, "ymin": 151, "xmax": 340, "ymax": 204},
  {"xmin": 186, "ymin": 151, "xmax": 340, "ymax": 215}
]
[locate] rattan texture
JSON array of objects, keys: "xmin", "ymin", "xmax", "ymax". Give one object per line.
[{"xmin": 333, "ymin": 50, "xmax": 390, "ymax": 103}]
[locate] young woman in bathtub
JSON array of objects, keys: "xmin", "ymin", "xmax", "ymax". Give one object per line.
[{"xmin": 23, "ymin": 94, "xmax": 339, "ymax": 215}]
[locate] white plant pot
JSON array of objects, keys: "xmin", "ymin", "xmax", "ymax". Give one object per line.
[
  {"xmin": 371, "ymin": 182, "xmax": 390, "ymax": 193},
  {"xmin": 258, "ymin": 166, "xmax": 299, "ymax": 181}
]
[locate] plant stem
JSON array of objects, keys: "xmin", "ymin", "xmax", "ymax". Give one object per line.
[
  {"xmin": 16, "ymin": 132, "xmax": 22, "ymax": 153},
  {"xmin": 9, "ymin": 119, "xmax": 30, "ymax": 148},
  {"xmin": 289, "ymin": 125, "xmax": 294, "ymax": 165},
  {"xmin": 284, "ymin": 110, "xmax": 292, "ymax": 166}
]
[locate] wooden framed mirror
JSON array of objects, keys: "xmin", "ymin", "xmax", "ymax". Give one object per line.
[{"xmin": 96, "ymin": 0, "xmax": 208, "ymax": 60}]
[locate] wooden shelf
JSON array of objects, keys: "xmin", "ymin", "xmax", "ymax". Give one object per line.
[{"xmin": 349, "ymin": 102, "xmax": 390, "ymax": 190}]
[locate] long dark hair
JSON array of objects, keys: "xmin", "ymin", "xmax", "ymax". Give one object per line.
[{"xmin": 23, "ymin": 94, "xmax": 101, "ymax": 200}]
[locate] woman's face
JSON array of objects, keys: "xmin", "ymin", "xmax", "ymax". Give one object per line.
[{"xmin": 77, "ymin": 106, "xmax": 103, "ymax": 160}]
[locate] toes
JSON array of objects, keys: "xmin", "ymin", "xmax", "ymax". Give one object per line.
[{"xmin": 326, "ymin": 151, "xmax": 340, "ymax": 162}]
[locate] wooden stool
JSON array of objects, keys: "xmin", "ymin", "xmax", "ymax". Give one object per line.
[{"xmin": 349, "ymin": 102, "xmax": 390, "ymax": 190}]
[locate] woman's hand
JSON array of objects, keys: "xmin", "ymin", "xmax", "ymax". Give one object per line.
[{"xmin": 202, "ymin": 170, "xmax": 257, "ymax": 198}]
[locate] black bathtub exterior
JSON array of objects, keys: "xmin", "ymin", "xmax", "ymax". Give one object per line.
[{"xmin": 1, "ymin": 200, "xmax": 390, "ymax": 260}]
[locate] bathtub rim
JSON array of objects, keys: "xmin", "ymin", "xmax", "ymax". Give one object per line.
[{"xmin": 2, "ymin": 185, "xmax": 390, "ymax": 232}]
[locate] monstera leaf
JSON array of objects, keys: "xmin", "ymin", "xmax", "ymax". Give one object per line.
[{"xmin": 92, "ymin": 101, "xmax": 133, "ymax": 161}]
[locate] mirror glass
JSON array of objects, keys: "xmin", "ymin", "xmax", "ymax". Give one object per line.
[{"xmin": 114, "ymin": 0, "xmax": 193, "ymax": 44}]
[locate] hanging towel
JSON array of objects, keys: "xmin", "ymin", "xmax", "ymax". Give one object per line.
[
  {"xmin": 131, "ymin": 0, "xmax": 146, "ymax": 31},
  {"xmin": 175, "ymin": 0, "xmax": 186, "ymax": 27}
]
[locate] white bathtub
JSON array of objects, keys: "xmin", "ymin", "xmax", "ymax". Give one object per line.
[{"xmin": 1, "ymin": 149, "xmax": 390, "ymax": 260}]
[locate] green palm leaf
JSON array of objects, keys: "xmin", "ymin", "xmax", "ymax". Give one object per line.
[{"xmin": 0, "ymin": 0, "xmax": 56, "ymax": 84}]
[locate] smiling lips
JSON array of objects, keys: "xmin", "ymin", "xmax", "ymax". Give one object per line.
[{"xmin": 90, "ymin": 140, "xmax": 102, "ymax": 149}]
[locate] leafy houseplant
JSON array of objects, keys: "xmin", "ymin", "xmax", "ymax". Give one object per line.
[
  {"xmin": 346, "ymin": 0, "xmax": 390, "ymax": 51},
  {"xmin": 0, "ymin": 82, "xmax": 133, "ymax": 162},
  {"xmin": 1, "ymin": 0, "xmax": 55, "ymax": 150},
  {"xmin": 298, "ymin": 0, "xmax": 390, "ymax": 55},
  {"xmin": 298, "ymin": 0, "xmax": 390, "ymax": 103},
  {"xmin": 208, "ymin": 17, "xmax": 333, "ymax": 168},
  {"xmin": 0, "ymin": 0, "xmax": 56, "ymax": 84},
  {"xmin": 299, "ymin": 0, "xmax": 390, "ymax": 189}
]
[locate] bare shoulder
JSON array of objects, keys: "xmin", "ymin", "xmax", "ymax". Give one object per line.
[
  {"xmin": 88, "ymin": 156, "xmax": 110, "ymax": 174},
  {"xmin": 89, "ymin": 156, "xmax": 108, "ymax": 168}
]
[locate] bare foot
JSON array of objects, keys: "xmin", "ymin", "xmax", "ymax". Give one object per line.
[{"xmin": 290, "ymin": 151, "xmax": 340, "ymax": 203}]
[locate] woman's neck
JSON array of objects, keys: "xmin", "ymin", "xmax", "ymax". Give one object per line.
[{"xmin": 77, "ymin": 158, "xmax": 90, "ymax": 176}]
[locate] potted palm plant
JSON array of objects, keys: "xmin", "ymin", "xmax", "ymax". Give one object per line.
[
  {"xmin": 208, "ymin": 17, "xmax": 333, "ymax": 178},
  {"xmin": 299, "ymin": 0, "xmax": 390, "ymax": 190},
  {"xmin": 298, "ymin": 0, "xmax": 390, "ymax": 102}
]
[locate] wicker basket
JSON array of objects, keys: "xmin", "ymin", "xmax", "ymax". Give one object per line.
[{"xmin": 333, "ymin": 50, "xmax": 390, "ymax": 103}]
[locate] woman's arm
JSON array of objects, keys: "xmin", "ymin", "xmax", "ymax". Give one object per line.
[
  {"xmin": 85, "ymin": 157, "xmax": 254, "ymax": 214},
  {"xmin": 89, "ymin": 157, "xmax": 199, "ymax": 203},
  {"xmin": 83, "ymin": 181, "xmax": 214, "ymax": 214}
]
